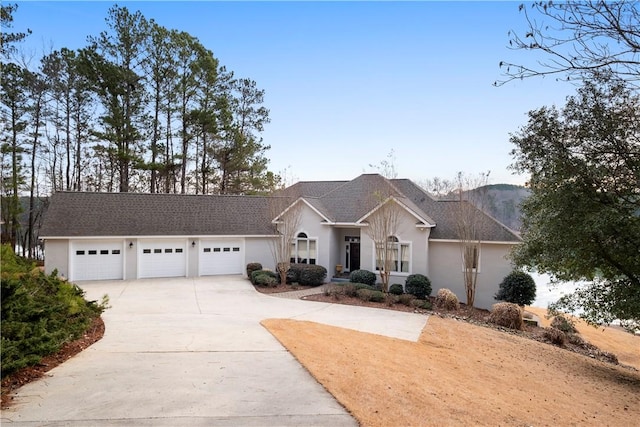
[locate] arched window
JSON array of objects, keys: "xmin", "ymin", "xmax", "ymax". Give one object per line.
[
  {"xmin": 290, "ymin": 232, "xmax": 317, "ymax": 264},
  {"xmin": 375, "ymin": 235, "xmax": 410, "ymax": 273}
]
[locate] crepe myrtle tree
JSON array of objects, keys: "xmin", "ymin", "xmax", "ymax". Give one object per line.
[
  {"xmin": 454, "ymin": 172, "xmax": 491, "ymax": 308},
  {"xmin": 269, "ymin": 196, "xmax": 302, "ymax": 286},
  {"xmin": 364, "ymin": 195, "xmax": 402, "ymax": 293}
]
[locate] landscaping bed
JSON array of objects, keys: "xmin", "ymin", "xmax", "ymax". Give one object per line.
[{"xmin": 255, "ymin": 282, "xmax": 630, "ymax": 369}]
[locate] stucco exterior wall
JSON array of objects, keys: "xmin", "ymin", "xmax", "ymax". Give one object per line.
[
  {"xmin": 358, "ymin": 208, "xmax": 432, "ymax": 287},
  {"xmin": 334, "ymin": 228, "xmax": 362, "ymax": 274},
  {"xmin": 44, "ymin": 239, "xmax": 69, "ymax": 279},
  {"xmin": 125, "ymin": 238, "xmax": 137, "ymax": 279},
  {"xmin": 294, "ymin": 204, "xmax": 333, "ymax": 272},
  {"xmin": 244, "ymin": 237, "xmax": 276, "ymax": 273},
  {"xmin": 428, "ymin": 241, "xmax": 517, "ymax": 310}
]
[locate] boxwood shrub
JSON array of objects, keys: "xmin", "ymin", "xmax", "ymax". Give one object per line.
[
  {"xmin": 494, "ymin": 271, "xmax": 536, "ymax": 306},
  {"xmin": 251, "ymin": 269, "xmax": 278, "ymax": 287},
  {"xmin": 349, "ymin": 269, "xmax": 376, "ymax": 286},
  {"xmin": 356, "ymin": 288, "xmax": 385, "ymax": 303},
  {"xmin": 405, "ymin": 274, "xmax": 431, "ymax": 300},
  {"xmin": 246, "ymin": 262, "xmax": 262, "ymax": 279},
  {"xmin": 389, "ymin": 284, "xmax": 404, "ymax": 295},
  {"xmin": 287, "ymin": 263, "xmax": 327, "ymax": 286}
]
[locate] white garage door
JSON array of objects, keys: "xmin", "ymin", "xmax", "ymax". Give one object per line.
[
  {"xmin": 72, "ymin": 240, "xmax": 124, "ymax": 281},
  {"xmin": 199, "ymin": 240, "xmax": 243, "ymax": 275},
  {"xmin": 139, "ymin": 240, "xmax": 187, "ymax": 278}
]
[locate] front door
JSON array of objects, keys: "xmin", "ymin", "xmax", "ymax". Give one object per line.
[{"xmin": 350, "ymin": 242, "xmax": 360, "ymax": 271}]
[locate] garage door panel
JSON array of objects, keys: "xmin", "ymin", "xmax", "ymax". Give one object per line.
[
  {"xmin": 200, "ymin": 240, "xmax": 243, "ymax": 276},
  {"xmin": 139, "ymin": 240, "xmax": 186, "ymax": 278},
  {"xmin": 72, "ymin": 241, "xmax": 123, "ymax": 281}
]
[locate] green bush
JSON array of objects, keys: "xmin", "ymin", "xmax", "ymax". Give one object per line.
[
  {"xmin": 494, "ymin": 271, "xmax": 536, "ymax": 306},
  {"xmin": 246, "ymin": 262, "xmax": 262, "ymax": 279},
  {"xmin": 349, "ymin": 269, "xmax": 376, "ymax": 286},
  {"xmin": 354, "ymin": 283, "xmax": 377, "ymax": 291},
  {"xmin": 251, "ymin": 269, "xmax": 278, "ymax": 287},
  {"xmin": 339, "ymin": 283, "xmax": 358, "ymax": 297},
  {"xmin": 405, "ymin": 274, "xmax": 431, "ymax": 300},
  {"xmin": 298, "ymin": 264, "xmax": 327, "ymax": 286},
  {"xmin": 411, "ymin": 299, "xmax": 432, "ymax": 310},
  {"xmin": 389, "ymin": 284, "xmax": 404, "ymax": 295},
  {"xmin": 286, "ymin": 263, "xmax": 327, "ymax": 286},
  {"xmin": 398, "ymin": 294, "xmax": 415, "ymax": 306},
  {"xmin": 356, "ymin": 288, "xmax": 385, "ymax": 303},
  {"xmin": 1, "ymin": 245, "xmax": 106, "ymax": 378}
]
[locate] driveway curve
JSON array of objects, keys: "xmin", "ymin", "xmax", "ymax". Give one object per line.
[{"xmin": 1, "ymin": 276, "xmax": 428, "ymax": 426}]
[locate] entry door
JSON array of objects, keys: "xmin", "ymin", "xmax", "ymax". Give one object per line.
[{"xmin": 350, "ymin": 242, "xmax": 361, "ymax": 271}]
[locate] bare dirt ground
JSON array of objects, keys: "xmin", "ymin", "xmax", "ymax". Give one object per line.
[
  {"xmin": 263, "ymin": 316, "xmax": 640, "ymax": 427},
  {"xmin": 260, "ymin": 283, "xmax": 640, "ymax": 426}
]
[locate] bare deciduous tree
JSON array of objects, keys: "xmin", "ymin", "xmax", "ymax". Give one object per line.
[
  {"xmin": 363, "ymin": 192, "xmax": 402, "ymax": 293},
  {"xmin": 453, "ymin": 171, "xmax": 491, "ymax": 307},
  {"xmin": 496, "ymin": 1, "xmax": 640, "ymax": 86},
  {"xmin": 269, "ymin": 196, "xmax": 302, "ymax": 286}
]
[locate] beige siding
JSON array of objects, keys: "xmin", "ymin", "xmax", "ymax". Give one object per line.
[{"xmin": 428, "ymin": 241, "xmax": 516, "ymax": 310}]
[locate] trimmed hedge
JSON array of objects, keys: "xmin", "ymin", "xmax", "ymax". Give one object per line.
[
  {"xmin": 287, "ymin": 263, "xmax": 327, "ymax": 286},
  {"xmin": 349, "ymin": 269, "xmax": 376, "ymax": 286},
  {"xmin": 405, "ymin": 274, "xmax": 431, "ymax": 300}
]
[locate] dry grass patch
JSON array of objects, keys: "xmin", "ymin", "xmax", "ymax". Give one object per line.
[
  {"xmin": 526, "ymin": 306, "xmax": 640, "ymax": 370},
  {"xmin": 262, "ymin": 316, "xmax": 640, "ymax": 427}
]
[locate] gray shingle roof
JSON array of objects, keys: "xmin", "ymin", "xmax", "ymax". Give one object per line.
[
  {"xmin": 41, "ymin": 175, "xmax": 521, "ymax": 243},
  {"xmin": 40, "ymin": 192, "xmax": 276, "ymax": 237},
  {"xmin": 282, "ymin": 174, "xmax": 520, "ymax": 242},
  {"xmin": 390, "ymin": 179, "xmax": 521, "ymax": 242}
]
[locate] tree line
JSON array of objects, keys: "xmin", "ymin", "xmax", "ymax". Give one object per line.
[{"xmin": 1, "ymin": 4, "xmax": 279, "ymax": 256}]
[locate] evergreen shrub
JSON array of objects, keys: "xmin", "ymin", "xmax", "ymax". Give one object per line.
[
  {"xmin": 405, "ymin": 274, "xmax": 431, "ymax": 299},
  {"xmin": 349, "ymin": 269, "xmax": 376, "ymax": 286},
  {"xmin": 389, "ymin": 284, "xmax": 404, "ymax": 295},
  {"xmin": 1, "ymin": 245, "xmax": 106, "ymax": 378},
  {"xmin": 494, "ymin": 271, "xmax": 536, "ymax": 306}
]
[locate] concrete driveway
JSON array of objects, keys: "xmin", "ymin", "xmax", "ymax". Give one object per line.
[{"xmin": 1, "ymin": 276, "xmax": 428, "ymax": 426}]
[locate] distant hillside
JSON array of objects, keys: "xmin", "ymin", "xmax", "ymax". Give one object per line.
[
  {"xmin": 423, "ymin": 183, "xmax": 530, "ymax": 232},
  {"xmin": 471, "ymin": 184, "xmax": 530, "ymax": 232}
]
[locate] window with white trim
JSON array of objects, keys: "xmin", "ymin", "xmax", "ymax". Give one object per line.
[
  {"xmin": 375, "ymin": 236, "xmax": 410, "ymax": 273},
  {"xmin": 290, "ymin": 232, "xmax": 317, "ymax": 264}
]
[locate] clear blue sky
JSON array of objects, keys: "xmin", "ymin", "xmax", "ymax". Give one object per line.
[{"xmin": 11, "ymin": 1, "xmax": 576, "ymax": 186}]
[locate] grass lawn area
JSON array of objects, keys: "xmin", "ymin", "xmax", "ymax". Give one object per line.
[{"xmin": 262, "ymin": 312, "xmax": 640, "ymax": 427}]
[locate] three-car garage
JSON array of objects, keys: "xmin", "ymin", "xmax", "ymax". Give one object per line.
[{"xmin": 68, "ymin": 238, "xmax": 245, "ymax": 281}]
